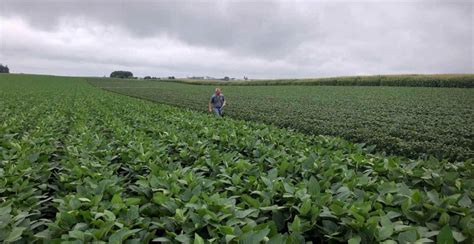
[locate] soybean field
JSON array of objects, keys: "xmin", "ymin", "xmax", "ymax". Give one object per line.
[
  {"xmin": 1, "ymin": 74, "xmax": 472, "ymax": 243},
  {"xmin": 157, "ymin": 74, "xmax": 474, "ymax": 88},
  {"xmin": 90, "ymin": 78, "xmax": 474, "ymax": 161}
]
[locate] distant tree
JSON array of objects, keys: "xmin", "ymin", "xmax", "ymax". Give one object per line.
[
  {"xmin": 223, "ymin": 76, "xmax": 230, "ymax": 81},
  {"xmin": 144, "ymin": 76, "xmax": 152, "ymax": 80},
  {"xmin": 168, "ymin": 76, "xmax": 175, "ymax": 79},
  {"xmin": 0, "ymin": 64, "xmax": 10, "ymax": 73},
  {"xmin": 110, "ymin": 71, "xmax": 133, "ymax": 79},
  {"xmin": 244, "ymin": 76, "xmax": 248, "ymax": 80}
]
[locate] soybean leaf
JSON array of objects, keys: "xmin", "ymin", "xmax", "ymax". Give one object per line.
[
  {"xmin": 348, "ymin": 236, "xmax": 361, "ymax": 244},
  {"xmin": 194, "ymin": 233, "xmax": 205, "ymax": 244},
  {"xmin": 239, "ymin": 227, "xmax": 270, "ymax": 244},
  {"xmin": 108, "ymin": 229, "xmax": 140, "ymax": 244},
  {"xmin": 289, "ymin": 216, "xmax": 301, "ymax": 233},
  {"xmin": 5, "ymin": 227, "xmax": 26, "ymax": 243},
  {"xmin": 436, "ymin": 225, "xmax": 453, "ymax": 244},
  {"xmin": 398, "ymin": 230, "xmax": 418, "ymax": 244}
]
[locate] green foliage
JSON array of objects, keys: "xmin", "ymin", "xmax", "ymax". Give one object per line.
[
  {"xmin": 0, "ymin": 64, "xmax": 10, "ymax": 73},
  {"xmin": 89, "ymin": 78, "xmax": 474, "ymax": 161},
  {"xmin": 110, "ymin": 70, "xmax": 133, "ymax": 79},
  {"xmin": 0, "ymin": 74, "xmax": 473, "ymax": 243},
  {"xmin": 177, "ymin": 74, "xmax": 474, "ymax": 88}
]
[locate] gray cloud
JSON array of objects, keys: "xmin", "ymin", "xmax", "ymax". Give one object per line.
[{"xmin": 0, "ymin": 0, "xmax": 472, "ymax": 78}]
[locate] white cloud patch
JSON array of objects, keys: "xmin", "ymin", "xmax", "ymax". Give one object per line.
[{"xmin": 1, "ymin": 16, "xmax": 301, "ymax": 78}]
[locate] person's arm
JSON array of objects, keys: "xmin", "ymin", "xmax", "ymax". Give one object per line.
[
  {"xmin": 219, "ymin": 95, "xmax": 226, "ymax": 108},
  {"xmin": 208, "ymin": 98, "xmax": 213, "ymax": 112}
]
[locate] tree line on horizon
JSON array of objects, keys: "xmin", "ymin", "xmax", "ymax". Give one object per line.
[
  {"xmin": 110, "ymin": 70, "xmax": 177, "ymax": 80},
  {"xmin": 0, "ymin": 64, "xmax": 10, "ymax": 73},
  {"xmin": 110, "ymin": 70, "xmax": 133, "ymax": 79}
]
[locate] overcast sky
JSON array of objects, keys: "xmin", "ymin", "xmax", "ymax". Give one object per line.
[{"xmin": 0, "ymin": 0, "xmax": 472, "ymax": 78}]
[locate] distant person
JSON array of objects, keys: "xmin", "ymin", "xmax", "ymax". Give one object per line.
[{"xmin": 208, "ymin": 87, "xmax": 226, "ymax": 116}]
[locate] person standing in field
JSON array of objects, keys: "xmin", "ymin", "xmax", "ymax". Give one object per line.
[{"xmin": 208, "ymin": 87, "xmax": 226, "ymax": 116}]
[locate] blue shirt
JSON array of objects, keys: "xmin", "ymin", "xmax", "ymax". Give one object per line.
[{"xmin": 210, "ymin": 94, "xmax": 225, "ymax": 108}]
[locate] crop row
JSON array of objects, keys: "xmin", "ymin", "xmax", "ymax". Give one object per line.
[
  {"xmin": 172, "ymin": 74, "xmax": 474, "ymax": 88},
  {"xmin": 0, "ymin": 74, "xmax": 473, "ymax": 243},
  {"xmin": 90, "ymin": 78, "xmax": 474, "ymax": 161}
]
